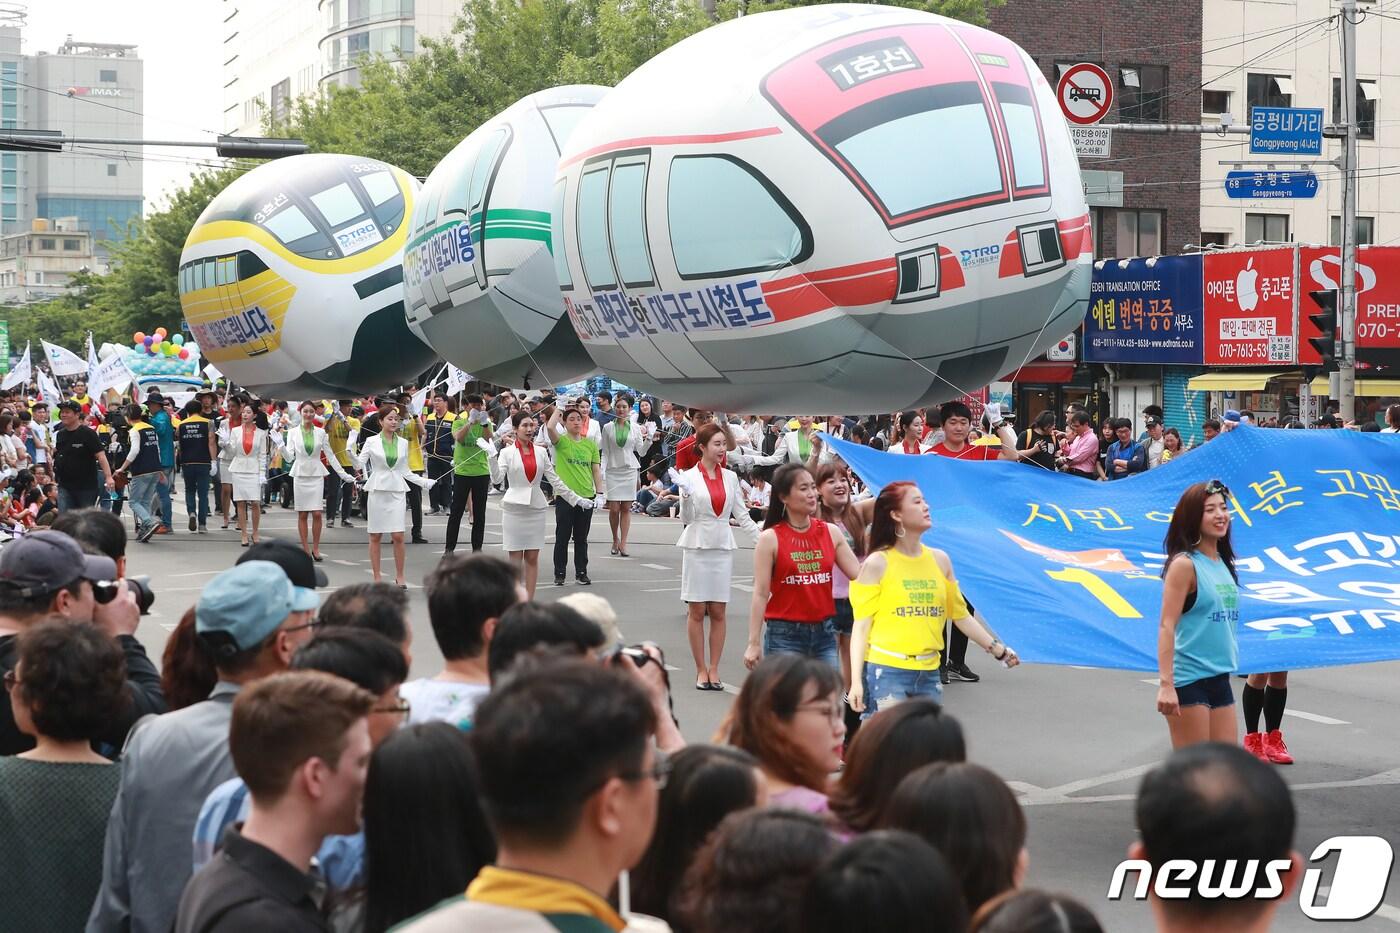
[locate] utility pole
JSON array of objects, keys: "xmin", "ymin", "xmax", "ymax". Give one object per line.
[{"xmin": 1339, "ymin": 0, "xmax": 1358, "ymax": 418}]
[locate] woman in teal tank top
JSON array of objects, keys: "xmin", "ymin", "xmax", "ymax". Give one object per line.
[{"xmin": 1155, "ymin": 479, "xmax": 1241, "ymax": 749}]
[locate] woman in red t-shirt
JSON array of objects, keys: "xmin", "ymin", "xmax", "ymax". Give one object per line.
[{"xmin": 745, "ymin": 463, "xmax": 861, "ymax": 671}]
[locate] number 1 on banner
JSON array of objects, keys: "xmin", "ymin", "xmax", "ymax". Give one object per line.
[{"xmin": 1045, "ymin": 567, "xmax": 1143, "ymax": 619}]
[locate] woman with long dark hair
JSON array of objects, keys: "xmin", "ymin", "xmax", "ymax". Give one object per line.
[
  {"xmin": 679, "ymin": 423, "xmax": 761, "ymax": 690},
  {"xmin": 636, "ymin": 397, "xmax": 664, "ymax": 477},
  {"xmin": 282, "ymin": 400, "xmax": 355, "ymax": 560},
  {"xmin": 827, "ymin": 699, "xmax": 965, "ymax": 837},
  {"xmin": 333, "ymin": 722, "xmax": 495, "ymax": 933},
  {"xmin": 1155, "ymin": 479, "xmax": 1240, "ymax": 748},
  {"xmin": 354, "ymin": 405, "xmax": 437, "ymax": 587},
  {"xmin": 849, "ymin": 482, "xmax": 1017, "ymax": 717},
  {"xmin": 814, "ymin": 462, "xmax": 873, "ymax": 733},
  {"xmin": 630, "ymin": 744, "xmax": 763, "ymax": 924},
  {"xmin": 744, "ymin": 464, "xmax": 861, "ymax": 671},
  {"xmin": 219, "ymin": 401, "xmax": 268, "ymax": 546},
  {"xmin": 720, "ymin": 654, "xmax": 845, "ymax": 813},
  {"xmin": 889, "ymin": 411, "xmax": 927, "ymax": 455}
]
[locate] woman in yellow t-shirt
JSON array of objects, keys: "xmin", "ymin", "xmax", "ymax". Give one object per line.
[{"xmin": 849, "ymin": 482, "xmax": 1019, "ymax": 716}]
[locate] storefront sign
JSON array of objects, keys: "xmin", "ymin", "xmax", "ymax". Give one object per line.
[
  {"xmin": 1300, "ymin": 246, "xmax": 1400, "ymax": 356},
  {"xmin": 1203, "ymin": 249, "xmax": 1296, "ymax": 366},
  {"xmin": 1084, "ymin": 256, "xmax": 1204, "ymax": 364}
]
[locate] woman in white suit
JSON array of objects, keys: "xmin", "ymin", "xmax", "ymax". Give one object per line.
[
  {"xmin": 677, "ymin": 422, "xmax": 760, "ymax": 691},
  {"xmin": 353, "ymin": 404, "xmax": 436, "ymax": 587},
  {"xmin": 281, "ymin": 400, "xmax": 355, "ymax": 561},
  {"xmin": 219, "ymin": 403, "xmax": 269, "ymax": 547},
  {"xmin": 601, "ymin": 392, "xmax": 647, "ymax": 557},
  {"xmin": 488, "ymin": 410, "xmax": 592, "ymax": 599}
]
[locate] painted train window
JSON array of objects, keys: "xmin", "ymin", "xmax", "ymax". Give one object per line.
[
  {"xmin": 577, "ymin": 167, "xmax": 617, "ymax": 290},
  {"xmin": 666, "ymin": 155, "xmax": 810, "ymax": 280},
  {"xmin": 552, "ymin": 178, "xmax": 572, "ymax": 289},
  {"xmin": 609, "ymin": 161, "xmax": 653, "ymax": 288}
]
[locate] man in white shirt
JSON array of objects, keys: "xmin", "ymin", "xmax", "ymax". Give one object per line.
[{"xmin": 1143, "ymin": 417, "xmax": 1167, "ymax": 468}]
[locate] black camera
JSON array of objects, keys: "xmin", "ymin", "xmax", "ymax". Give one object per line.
[{"xmin": 125, "ymin": 575, "xmax": 155, "ymax": 615}]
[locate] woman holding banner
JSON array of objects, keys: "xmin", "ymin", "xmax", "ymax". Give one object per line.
[{"xmin": 1154, "ymin": 479, "xmax": 1241, "ymax": 749}]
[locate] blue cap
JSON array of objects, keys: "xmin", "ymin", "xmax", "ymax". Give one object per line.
[
  {"xmin": 196, "ymin": 561, "xmax": 319, "ymax": 653},
  {"xmin": 1223, "ymin": 409, "xmax": 1242, "ymax": 423}
]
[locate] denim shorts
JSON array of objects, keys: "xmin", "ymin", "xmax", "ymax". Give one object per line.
[
  {"xmin": 831, "ymin": 598, "xmax": 854, "ymax": 636},
  {"xmin": 1176, "ymin": 672, "xmax": 1234, "ymax": 709},
  {"xmin": 762, "ymin": 618, "xmax": 839, "ymax": 670},
  {"xmin": 862, "ymin": 662, "xmax": 943, "ymax": 718}
]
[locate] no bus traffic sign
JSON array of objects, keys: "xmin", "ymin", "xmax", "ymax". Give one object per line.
[{"xmin": 1056, "ymin": 63, "xmax": 1114, "ymax": 126}]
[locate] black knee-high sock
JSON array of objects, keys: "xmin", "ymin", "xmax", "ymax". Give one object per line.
[
  {"xmin": 1242, "ymin": 684, "xmax": 1266, "ymax": 733},
  {"xmin": 1263, "ymin": 687, "xmax": 1288, "ymax": 733}
]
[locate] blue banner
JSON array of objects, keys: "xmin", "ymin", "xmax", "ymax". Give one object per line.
[
  {"xmin": 828, "ymin": 428, "xmax": 1400, "ymax": 673},
  {"xmin": 1085, "ymin": 255, "xmax": 1205, "ymax": 365}
]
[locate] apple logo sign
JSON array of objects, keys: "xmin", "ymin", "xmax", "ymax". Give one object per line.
[{"xmin": 1236, "ymin": 257, "xmax": 1259, "ymax": 312}]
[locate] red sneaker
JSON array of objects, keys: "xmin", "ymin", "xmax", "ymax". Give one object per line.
[
  {"xmin": 1264, "ymin": 730, "xmax": 1293, "ymax": 764},
  {"xmin": 1243, "ymin": 732, "xmax": 1267, "ymax": 761}
]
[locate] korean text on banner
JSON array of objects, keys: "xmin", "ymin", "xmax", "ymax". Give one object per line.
[
  {"xmin": 827, "ymin": 429, "xmax": 1400, "ymax": 673},
  {"xmin": 1203, "ymin": 249, "xmax": 1296, "ymax": 365},
  {"xmin": 1084, "ymin": 256, "xmax": 1204, "ymax": 364}
]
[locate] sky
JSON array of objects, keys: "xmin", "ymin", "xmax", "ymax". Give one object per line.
[{"xmin": 24, "ymin": 0, "xmax": 224, "ymax": 212}]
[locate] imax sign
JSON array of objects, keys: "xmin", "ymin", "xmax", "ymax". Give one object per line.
[{"xmin": 65, "ymin": 86, "xmax": 124, "ymax": 98}]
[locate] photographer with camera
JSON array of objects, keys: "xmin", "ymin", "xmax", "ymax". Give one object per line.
[{"xmin": 0, "ymin": 528, "xmax": 162, "ymax": 756}]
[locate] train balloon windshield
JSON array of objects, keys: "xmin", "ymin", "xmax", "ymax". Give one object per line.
[
  {"xmin": 404, "ymin": 86, "xmax": 607, "ymax": 389},
  {"xmin": 554, "ymin": 4, "xmax": 1091, "ymax": 411},
  {"xmin": 179, "ymin": 153, "xmax": 436, "ymax": 398}
]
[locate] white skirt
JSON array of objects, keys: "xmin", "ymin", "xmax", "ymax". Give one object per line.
[
  {"xmin": 681, "ymin": 547, "xmax": 733, "ymax": 603},
  {"xmin": 605, "ymin": 468, "xmax": 637, "ymax": 502},
  {"xmin": 501, "ymin": 500, "xmax": 546, "ymax": 552},
  {"xmin": 367, "ymin": 489, "xmax": 406, "ymax": 534},
  {"xmin": 293, "ymin": 476, "xmax": 326, "ymax": 513},
  {"xmin": 231, "ymin": 473, "xmax": 260, "ymax": 503}
]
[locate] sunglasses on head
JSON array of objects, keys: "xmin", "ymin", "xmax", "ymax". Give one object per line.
[{"xmin": 1204, "ymin": 479, "xmax": 1230, "ymax": 498}]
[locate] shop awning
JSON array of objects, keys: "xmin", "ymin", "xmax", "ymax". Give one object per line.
[
  {"xmin": 1310, "ymin": 377, "xmax": 1400, "ymax": 396},
  {"xmin": 1002, "ymin": 363, "xmax": 1076, "ymax": 383},
  {"xmin": 1186, "ymin": 371, "xmax": 1290, "ymax": 391}
]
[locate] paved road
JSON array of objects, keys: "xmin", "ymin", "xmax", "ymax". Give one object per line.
[{"xmin": 124, "ymin": 494, "xmax": 1400, "ymax": 932}]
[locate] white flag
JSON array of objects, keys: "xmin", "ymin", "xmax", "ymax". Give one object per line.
[
  {"xmin": 88, "ymin": 352, "xmax": 135, "ymax": 398},
  {"xmin": 203, "ymin": 361, "xmax": 223, "ymax": 382},
  {"xmin": 1, "ymin": 343, "xmax": 31, "ymax": 391},
  {"xmin": 86, "ymin": 333, "xmax": 100, "ymax": 386},
  {"xmin": 37, "ymin": 369, "xmax": 60, "ymax": 404},
  {"xmin": 445, "ymin": 364, "xmax": 469, "ymax": 397},
  {"xmin": 409, "ymin": 386, "xmax": 429, "ymax": 415},
  {"xmin": 41, "ymin": 339, "xmax": 88, "ymax": 376}
]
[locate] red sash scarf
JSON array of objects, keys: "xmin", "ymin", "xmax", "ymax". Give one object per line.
[{"xmin": 518, "ymin": 442, "xmax": 537, "ymax": 483}]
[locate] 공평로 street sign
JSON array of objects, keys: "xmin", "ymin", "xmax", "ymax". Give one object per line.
[
  {"xmin": 1249, "ymin": 106, "xmax": 1323, "ymax": 155},
  {"xmin": 1225, "ymin": 170, "xmax": 1319, "ymax": 200}
]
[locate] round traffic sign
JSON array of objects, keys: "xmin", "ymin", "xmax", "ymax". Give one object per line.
[{"xmin": 1056, "ymin": 63, "xmax": 1113, "ymax": 126}]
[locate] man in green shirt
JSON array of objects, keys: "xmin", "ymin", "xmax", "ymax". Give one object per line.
[
  {"xmin": 445, "ymin": 394, "xmax": 493, "ymax": 556},
  {"xmin": 546, "ymin": 402, "xmax": 603, "ymax": 587}
]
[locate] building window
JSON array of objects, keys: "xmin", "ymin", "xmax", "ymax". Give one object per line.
[
  {"xmin": 1332, "ymin": 78, "xmax": 1377, "ymax": 140},
  {"xmin": 1202, "ymin": 90, "xmax": 1232, "ymax": 117},
  {"xmin": 39, "ymin": 238, "xmax": 55, "ymax": 250},
  {"xmin": 1245, "ymin": 213, "xmax": 1289, "ymax": 243},
  {"xmin": 1330, "ymin": 215, "xmax": 1375, "ymax": 246},
  {"xmin": 1246, "ymin": 73, "xmax": 1293, "ymax": 112},
  {"xmin": 1115, "ymin": 209, "xmax": 1163, "ymax": 256},
  {"xmin": 107, "ymin": 163, "xmax": 117, "ymax": 176},
  {"xmin": 99, "ymin": 69, "xmax": 117, "ymax": 83},
  {"xmin": 1200, "ymin": 231, "xmax": 1231, "ymax": 248},
  {"xmin": 63, "ymin": 239, "xmax": 80, "ymax": 251},
  {"xmin": 1119, "ymin": 65, "xmax": 1166, "ymax": 123}
]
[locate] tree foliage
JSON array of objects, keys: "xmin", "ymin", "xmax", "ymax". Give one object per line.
[{"xmin": 17, "ymin": 0, "xmax": 1003, "ymax": 358}]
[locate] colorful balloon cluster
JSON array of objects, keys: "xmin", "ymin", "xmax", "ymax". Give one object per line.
[{"xmin": 132, "ymin": 327, "xmax": 191, "ymax": 360}]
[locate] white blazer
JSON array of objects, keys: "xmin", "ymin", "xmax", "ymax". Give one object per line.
[
  {"xmin": 354, "ymin": 435, "xmax": 435, "ymax": 494},
  {"xmin": 281, "ymin": 426, "xmax": 353, "ymax": 481},
  {"xmin": 488, "ymin": 441, "xmax": 588, "ymax": 510},
  {"xmin": 220, "ymin": 426, "xmax": 268, "ymax": 476},
  {"xmin": 676, "ymin": 465, "xmax": 760, "ymax": 551},
  {"xmin": 601, "ymin": 417, "xmax": 646, "ymax": 472},
  {"xmin": 751, "ymin": 429, "xmax": 817, "ymax": 467}
]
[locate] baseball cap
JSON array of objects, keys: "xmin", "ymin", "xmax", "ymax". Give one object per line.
[
  {"xmin": 0, "ymin": 531, "xmax": 118, "ymax": 597},
  {"xmin": 1222, "ymin": 410, "xmax": 1242, "ymax": 423},
  {"xmin": 238, "ymin": 538, "xmax": 328, "ymax": 588},
  {"xmin": 196, "ymin": 561, "xmax": 319, "ymax": 653},
  {"xmin": 1144, "ymin": 416, "xmax": 1161, "ymax": 427},
  {"xmin": 57, "ymin": 400, "xmax": 83, "ymax": 414}
]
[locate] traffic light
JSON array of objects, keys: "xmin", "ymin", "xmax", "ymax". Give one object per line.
[{"xmin": 1307, "ymin": 289, "xmax": 1340, "ymax": 368}]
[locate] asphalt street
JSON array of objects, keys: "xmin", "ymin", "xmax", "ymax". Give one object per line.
[{"xmin": 123, "ymin": 492, "xmax": 1400, "ymax": 932}]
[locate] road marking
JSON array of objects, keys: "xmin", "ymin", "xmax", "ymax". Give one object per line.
[
  {"xmin": 1139, "ymin": 678, "xmax": 1158, "ymax": 685},
  {"xmin": 1044, "ymin": 763, "xmax": 1156, "ymax": 797},
  {"xmin": 1069, "ymin": 666, "xmax": 1099, "ymax": 670},
  {"xmin": 1020, "ymin": 766, "xmax": 1400, "ymax": 806},
  {"xmin": 170, "ymin": 570, "xmax": 222, "ymax": 577},
  {"xmin": 643, "ymin": 563, "xmax": 670, "ymax": 570},
  {"xmin": 1375, "ymin": 904, "xmax": 1400, "ymax": 925},
  {"xmin": 1284, "ymin": 709, "xmax": 1350, "ymax": 726},
  {"xmin": 732, "ymin": 584, "xmax": 753, "ymax": 592},
  {"xmin": 643, "ymin": 586, "xmax": 682, "ymax": 593},
  {"xmin": 332, "ymin": 559, "xmax": 359, "ymax": 567}
]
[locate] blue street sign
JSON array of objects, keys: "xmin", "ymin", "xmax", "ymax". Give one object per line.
[
  {"xmin": 1224, "ymin": 170, "xmax": 1319, "ymax": 200},
  {"xmin": 1249, "ymin": 106, "xmax": 1324, "ymax": 155}
]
